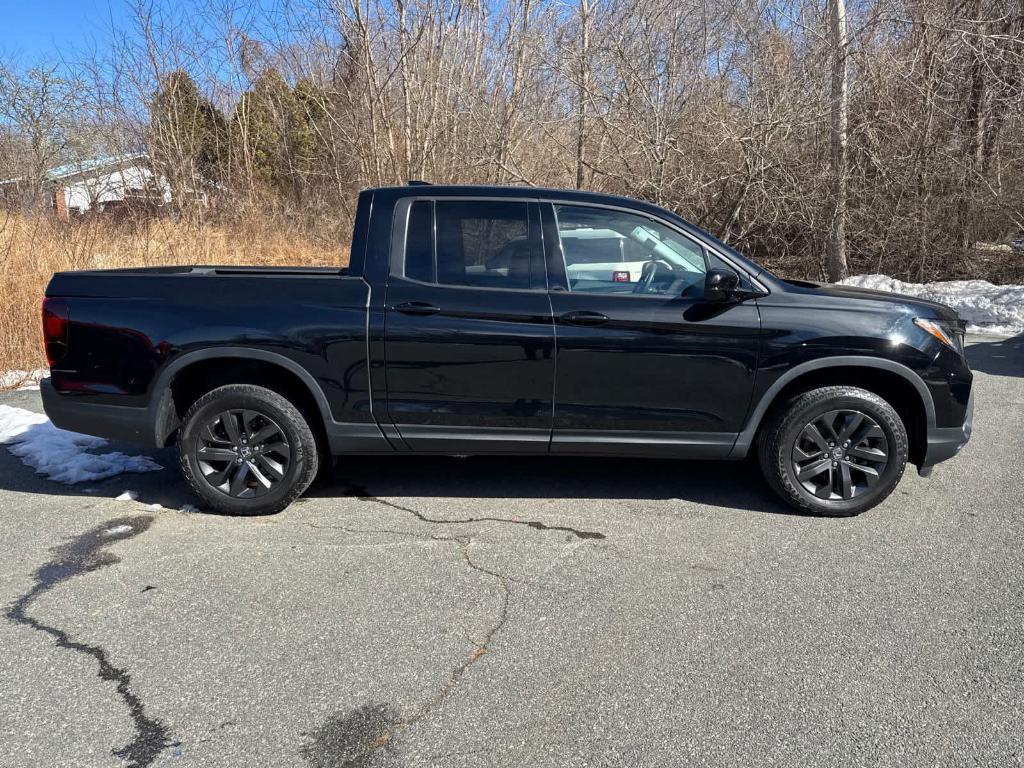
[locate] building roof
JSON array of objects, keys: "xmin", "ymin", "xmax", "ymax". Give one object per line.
[
  {"xmin": 45, "ymin": 153, "xmax": 149, "ymax": 181},
  {"xmin": 1, "ymin": 153, "xmax": 150, "ymax": 187}
]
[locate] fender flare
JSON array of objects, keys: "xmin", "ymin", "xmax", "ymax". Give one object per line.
[
  {"xmin": 729, "ymin": 356, "xmax": 936, "ymax": 458},
  {"xmin": 148, "ymin": 347, "xmax": 334, "ymax": 445}
]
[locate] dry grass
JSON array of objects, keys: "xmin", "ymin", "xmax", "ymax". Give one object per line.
[{"xmin": 0, "ymin": 212, "xmax": 349, "ymax": 378}]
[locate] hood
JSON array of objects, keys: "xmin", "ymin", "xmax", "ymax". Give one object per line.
[{"xmin": 783, "ymin": 279, "xmax": 961, "ymax": 321}]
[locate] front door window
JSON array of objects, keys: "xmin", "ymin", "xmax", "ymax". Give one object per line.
[{"xmin": 553, "ymin": 204, "xmax": 709, "ymax": 298}]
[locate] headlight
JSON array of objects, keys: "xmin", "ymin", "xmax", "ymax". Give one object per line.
[{"xmin": 913, "ymin": 317, "xmax": 965, "ymax": 354}]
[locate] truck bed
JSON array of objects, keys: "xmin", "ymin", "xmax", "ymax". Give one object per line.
[{"xmin": 43, "ymin": 265, "xmax": 371, "ymax": 426}]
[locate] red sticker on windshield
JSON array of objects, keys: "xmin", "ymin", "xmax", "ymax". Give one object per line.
[{"xmin": 613, "ymin": 271, "xmax": 630, "ymax": 282}]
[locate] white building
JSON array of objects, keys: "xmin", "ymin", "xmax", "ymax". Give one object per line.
[{"xmin": 45, "ymin": 154, "xmax": 172, "ymax": 218}]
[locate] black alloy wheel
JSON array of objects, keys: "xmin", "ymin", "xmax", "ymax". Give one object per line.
[
  {"xmin": 178, "ymin": 384, "xmax": 319, "ymax": 515},
  {"xmin": 790, "ymin": 410, "xmax": 889, "ymax": 501},
  {"xmin": 758, "ymin": 386, "xmax": 908, "ymax": 517},
  {"xmin": 195, "ymin": 409, "xmax": 291, "ymax": 498}
]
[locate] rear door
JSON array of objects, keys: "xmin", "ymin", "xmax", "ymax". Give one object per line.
[
  {"xmin": 383, "ymin": 197, "xmax": 555, "ymax": 452},
  {"xmin": 542, "ymin": 202, "xmax": 762, "ymax": 457}
]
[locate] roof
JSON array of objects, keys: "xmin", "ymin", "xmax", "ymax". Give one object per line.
[
  {"xmin": 45, "ymin": 153, "xmax": 149, "ymax": 181},
  {"xmin": 369, "ymin": 183, "xmax": 656, "ymax": 209},
  {"xmin": 0, "ymin": 153, "xmax": 151, "ymax": 187}
]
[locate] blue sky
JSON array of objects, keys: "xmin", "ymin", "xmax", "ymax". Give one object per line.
[{"xmin": 0, "ymin": 0, "xmax": 125, "ymax": 64}]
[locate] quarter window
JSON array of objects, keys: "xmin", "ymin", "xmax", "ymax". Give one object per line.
[
  {"xmin": 405, "ymin": 201, "xmax": 434, "ymax": 282},
  {"xmin": 554, "ymin": 205, "xmax": 709, "ymax": 297}
]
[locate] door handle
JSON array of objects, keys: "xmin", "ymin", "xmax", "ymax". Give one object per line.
[
  {"xmin": 559, "ymin": 310, "xmax": 609, "ymax": 326},
  {"xmin": 393, "ymin": 301, "xmax": 441, "ymax": 316}
]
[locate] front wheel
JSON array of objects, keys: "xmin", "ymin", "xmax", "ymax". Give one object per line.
[
  {"xmin": 178, "ymin": 384, "xmax": 319, "ymax": 515},
  {"xmin": 758, "ymin": 386, "xmax": 908, "ymax": 517}
]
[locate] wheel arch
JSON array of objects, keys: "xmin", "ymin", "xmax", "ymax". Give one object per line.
[
  {"xmin": 731, "ymin": 357, "xmax": 935, "ymax": 466},
  {"xmin": 150, "ymin": 348, "xmax": 332, "ymax": 449}
]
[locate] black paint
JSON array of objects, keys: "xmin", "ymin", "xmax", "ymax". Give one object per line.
[{"xmin": 5, "ymin": 516, "xmax": 175, "ymax": 767}]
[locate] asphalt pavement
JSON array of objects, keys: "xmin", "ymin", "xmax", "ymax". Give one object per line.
[{"xmin": 1, "ymin": 335, "xmax": 1022, "ymax": 767}]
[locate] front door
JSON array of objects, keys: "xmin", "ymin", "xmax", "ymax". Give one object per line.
[
  {"xmin": 542, "ymin": 202, "xmax": 762, "ymax": 457},
  {"xmin": 384, "ymin": 197, "xmax": 554, "ymax": 452}
]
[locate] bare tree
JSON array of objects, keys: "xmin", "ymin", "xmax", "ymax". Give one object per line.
[
  {"xmin": 0, "ymin": 65, "xmax": 80, "ymax": 209},
  {"xmin": 827, "ymin": 0, "xmax": 850, "ymax": 281},
  {"xmin": 4, "ymin": 0, "xmax": 1024, "ymax": 283}
]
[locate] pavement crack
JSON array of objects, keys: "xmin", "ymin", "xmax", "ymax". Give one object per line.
[
  {"xmin": 343, "ymin": 483, "xmax": 605, "ymax": 540},
  {"xmin": 300, "ymin": 521, "xmax": 515, "ymax": 766},
  {"xmin": 4, "ymin": 516, "xmax": 175, "ymax": 768},
  {"xmin": 400, "ymin": 536, "xmax": 512, "ymax": 728}
]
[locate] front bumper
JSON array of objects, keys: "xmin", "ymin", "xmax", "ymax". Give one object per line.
[
  {"xmin": 41, "ymin": 379, "xmax": 154, "ymax": 446},
  {"xmin": 920, "ymin": 386, "xmax": 974, "ymax": 471}
]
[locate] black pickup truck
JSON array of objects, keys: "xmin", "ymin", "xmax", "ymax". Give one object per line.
[{"xmin": 41, "ymin": 184, "xmax": 973, "ymax": 516}]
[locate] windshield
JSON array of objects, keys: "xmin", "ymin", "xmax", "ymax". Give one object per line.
[{"xmin": 630, "ymin": 224, "xmax": 705, "ymax": 272}]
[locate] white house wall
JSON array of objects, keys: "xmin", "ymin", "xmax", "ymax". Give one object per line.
[{"xmin": 63, "ymin": 165, "xmax": 173, "ymax": 212}]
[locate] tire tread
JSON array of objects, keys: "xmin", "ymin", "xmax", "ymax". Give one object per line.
[
  {"xmin": 757, "ymin": 385, "xmax": 908, "ymax": 517},
  {"xmin": 177, "ymin": 384, "xmax": 319, "ymax": 515}
]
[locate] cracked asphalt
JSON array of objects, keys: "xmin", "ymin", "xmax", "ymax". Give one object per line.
[{"xmin": 1, "ymin": 334, "xmax": 1022, "ymax": 768}]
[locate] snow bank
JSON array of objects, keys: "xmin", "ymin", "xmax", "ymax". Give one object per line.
[
  {"xmin": 0, "ymin": 405, "xmax": 161, "ymax": 484},
  {"xmin": 840, "ymin": 274, "xmax": 1024, "ymax": 336},
  {"xmin": 0, "ymin": 369, "xmax": 47, "ymax": 391}
]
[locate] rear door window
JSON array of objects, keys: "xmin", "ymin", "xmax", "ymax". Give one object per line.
[{"xmin": 402, "ymin": 200, "xmax": 534, "ymax": 290}]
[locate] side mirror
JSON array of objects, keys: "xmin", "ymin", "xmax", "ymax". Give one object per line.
[{"xmin": 703, "ymin": 268, "xmax": 740, "ymax": 302}]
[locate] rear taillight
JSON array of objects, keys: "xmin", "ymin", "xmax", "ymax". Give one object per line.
[{"xmin": 42, "ymin": 298, "xmax": 69, "ymax": 366}]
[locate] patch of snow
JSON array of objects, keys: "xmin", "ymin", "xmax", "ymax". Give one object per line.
[
  {"xmin": 179, "ymin": 504, "xmax": 201, "ymax": 513},
  {"xmin": 0, "ymin": 369, "xmax": 47, "ymax": 391},
  {"xmin": 0, "ymin": 405, "xmax": 161, "ymax": 484},
  {"xmin": 145, "ymin": 503, "xmax": 163, "ymax": 510},
  {"xmin": 102, "ymin": 524, "xmax": 134, "ymax": 536},
  {"xmin": 116, "ymin": 490, "xmax": 139, "ymax": 501},
  {"xmin": 840, "ymin": 274, "xmax": 1024, "ymax": 336}
]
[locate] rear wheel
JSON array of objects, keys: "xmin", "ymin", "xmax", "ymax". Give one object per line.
[
  {"xmin": 178, "ymin": 384, "xmax": 319, "ymax": 515},
  {"xmin": 758, "ymin": 386, "xmax": 908, "ymax": 516}
]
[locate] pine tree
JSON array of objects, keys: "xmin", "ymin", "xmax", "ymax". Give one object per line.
[{"xmin": 149, "ymin": 70, "xmax": 226, "ymax": 199}]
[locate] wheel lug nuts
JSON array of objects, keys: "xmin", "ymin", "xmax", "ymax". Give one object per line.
[{"xmin": 831, "ymin": 461, "xmax": 837, "ymax": 467}]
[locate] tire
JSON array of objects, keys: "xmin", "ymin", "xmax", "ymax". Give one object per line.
[
  {"xmin": 177, "ymin": 384, "xmax": 319, "ymax": 515},
  {"xmin": 758, "ymin": 386, "xmax": 908, "ymax": 517}
]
